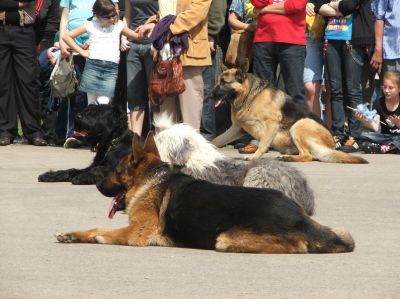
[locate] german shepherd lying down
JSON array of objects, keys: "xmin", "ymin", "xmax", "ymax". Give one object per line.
[
  {"xmin": 56, "ymin": 133, "xmax": 355, "ymax": 254},
  {"xmin": 211, "ymin": 64, "xmax": 368, "ymax": 164}
]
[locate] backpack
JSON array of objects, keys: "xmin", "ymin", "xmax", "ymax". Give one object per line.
[{"xmin": 50, "ymin": 55, "xmax": 79, "ymax": 98}]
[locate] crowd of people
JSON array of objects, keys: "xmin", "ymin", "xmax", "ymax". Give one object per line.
[{"xmin": 0, "ymin": 0, "xmax": 399, "ymax": 155}]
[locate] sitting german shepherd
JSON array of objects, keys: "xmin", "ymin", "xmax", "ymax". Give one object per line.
[
  {"xmin": 211, "ymin": 63, "xmax": 368, "ymax": 164},
  {"xmin": 56, "ymin": 132, "xmax": 355, "ymax": 254}
]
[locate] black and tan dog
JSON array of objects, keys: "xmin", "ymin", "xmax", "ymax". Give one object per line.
[
  {"xmin": 56, "ymin": 132, "xmax": 355, "ymax": 254},
  {"xmin": 211, "ymin": 64, "xmax": 368, "ymax": 164}
]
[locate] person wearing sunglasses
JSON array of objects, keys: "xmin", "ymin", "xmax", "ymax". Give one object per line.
[
  {"xmin": 58, "ymin": 0, "xmax": 119, "ymax": 149},
  {"xmin": 63, "ymin": 0, "xmax": 141, "ymax": 106}
]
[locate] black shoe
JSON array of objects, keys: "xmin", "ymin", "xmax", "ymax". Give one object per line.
[
  {"xmin": 0, "ymin": 135, "xmax": 12, "ymax": 146},
  {"xmin": 31, "ymin": 137, "xmax": 47, "ymax": 146},
  {"xmin": 360, "ymin": 142, "xmax": 381, "ymax": 154},
  {"xmin": 341, "ymin": 138, "xmax": 361, "ymax": 153}
]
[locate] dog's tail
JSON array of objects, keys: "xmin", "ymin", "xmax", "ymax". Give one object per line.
[
  {"xmin": 308, "ymin": 224, "xmax": 355, "ymax": 253},
  {"xmin": 153, "ymin": 112, "xmax": 175, "ymax": 132},
  {"xmin": 310, "ymin": 142, "xmax": 369, "ymax": 164}
]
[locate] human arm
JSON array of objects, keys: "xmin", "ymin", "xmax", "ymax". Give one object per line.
[
  {"xmin": 121, "ymin": 26, "xmax": 139, "ymax": 41},
  {"xmin": 315, "ymin": 0, "xmax": 343, "ymax": 17},
  {"xmin": 169, "ymin": 0, "xmax": 212, "ymax": 35},
  {"xmin": 120, "ymin": 0, "xmax": 131, "ymax": 51},
  {"xmin": 62, "ymin": 25, "xmax": 89, "ymax": 58},
  {"xmin": 255, "ymin": 0, "xmax": 307, "ymax": 15},
  {"xmin": 228, "ymin": 12, "xmax": 255, "ymax": 31},
  {"xmin": 59, "ymin": 7, "xmax": 71, "ymax": 58},
  {"xmin": 370, "ymin": 19, "xmax": 384, "ymax": 73},
  {"xmin": 355, "ymin": 112, "xmax": 380, "ymax": 132}
]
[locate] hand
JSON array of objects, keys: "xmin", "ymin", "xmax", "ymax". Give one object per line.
[
  {"xmin": 245, "ymin": 23, "xmax": 256, "ymax": 32},
  {"xmin": 370, "ymin": 48, "xmax": 383, "ymax": 74},
  {"xmin": 306, "ymin": 3, "xmax": 315, "ymax": 16},
  {"xmin": 120, "ymin": 38, "xmax": 130, "ymax": 52},
  {"xmin": 354, "ymin": 112, "xmax": 365, "ymax": 121},
  {"xmin": 80, "ymin": 49, "xmax": 90, "ymax": 58},
  {"xmin": 209, "ymin": 41, "xmax": 215, "ymax": 54},
  {"xmin": 387, "ymin": 115, "xmax": 400, "ymax": 128},
  {"xmin": 136, "ymin": 23, "xmax": 155, "ymax": 40},
  {"xmin": 82, "ymin": 42, "xmax": 90, "ymax": 50},
  {"xmin": 59, "ymin": 39, "xmax": 71, "ymax": 58}
]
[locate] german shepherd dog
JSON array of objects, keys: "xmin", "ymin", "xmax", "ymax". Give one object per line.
[
  {"xmin": 56, "ymin": 132, "xmax": 355, "ymax": 254},
  {"xmin": 211, "ymin": 64, "xmax": 368, "ymax": 164},
  {"xmin": 38, "ymin": 104, "xmax": 132, "ymax": 185}
]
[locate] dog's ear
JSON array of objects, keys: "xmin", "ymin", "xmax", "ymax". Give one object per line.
[
  {"xmin": 238, "ymin": 58, "xmax": 249, "ymax": 73},
  {"xmin": 220, "ymin": 63, "xmax": 229, "ymax": 72},
  {"xmin": 132, "ymin": 133, "xmax": 144, "ymax": 163},
  {"xmin": 143, "ymin": 131, "xmax": 160, "ymax": 158}
]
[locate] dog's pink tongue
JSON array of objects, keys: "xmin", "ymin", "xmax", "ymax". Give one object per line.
[
  {"xmin": 215, "ymin": 98, "xmax": 223, "ymax": 108},
  {"xmin": 108, "ymin": 197, "xmax": 118, "ymax": 219},
  {"xmin": 73, "ymin": 130, "xmax": 88, "ymax": 137}
]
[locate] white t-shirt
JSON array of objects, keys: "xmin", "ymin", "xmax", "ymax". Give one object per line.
[{"xmin": 84, "ymin": 18, "xmax": 125, "ymax": 63}]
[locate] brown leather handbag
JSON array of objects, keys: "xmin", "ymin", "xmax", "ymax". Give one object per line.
[{"xmin": 148, "ymin": 57, "xmax": 186, "ymax": 106}]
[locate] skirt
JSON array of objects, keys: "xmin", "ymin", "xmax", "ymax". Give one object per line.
[{"xmin": 79, "ymin": 58, "xmax": 119, "ymax": 97}]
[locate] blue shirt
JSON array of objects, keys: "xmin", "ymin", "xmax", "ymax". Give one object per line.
[
  {"xmin": 324, "ymin": 15, "xmax": 353, "ymax": 41},
  {"xmin": 229, "ymin": 0, "xmax": 253, "ymax": 24},
  {"xmin": 60, "ymin": 0, "xmax": 119, "ymax": 46},
  {"xmin": 371, "ymin": 0, "xmax": 400, "ymax": 59}
]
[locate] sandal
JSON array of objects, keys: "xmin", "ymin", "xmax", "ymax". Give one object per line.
[{"xmin": 238, "ymin": 143, "xmax": 258, "ymax": 154}]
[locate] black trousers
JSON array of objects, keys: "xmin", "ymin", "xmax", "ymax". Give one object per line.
[{"xmin": 0, "ymin": 25, "xmax": 43, "ymax": 140}]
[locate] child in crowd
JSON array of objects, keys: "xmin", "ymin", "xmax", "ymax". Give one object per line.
[
  {"xmin": 356, "ymin": 71, "xmax": 400, "ymax": 154},
  {"xmin": 63, "ymin": 0, "xmax": 139, "ymax": 105}
]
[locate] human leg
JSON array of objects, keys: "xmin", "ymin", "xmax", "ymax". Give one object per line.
[
  {"xmin": 126, "ymin": 43, "xmax": 149, "ymax": 136},
  {"xmin": 253, "ymin": 42, "xmax": 277, "ymax": 83},
  {"xmin": 179, "ymin": 66, "xmax": 204, "ymax": 130},
  {"xmin": 279, "ymin": 43, "xmax": 306, "ymax": 106},
  {"xmin": 325, "ymin": 40, "xmax": 347, "ymax": 141},
  {"xmin": 200, "ymin": 52, "xmax": 217, "ymax": 140}
]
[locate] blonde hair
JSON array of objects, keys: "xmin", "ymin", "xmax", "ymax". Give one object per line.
[{"xmin": 383, "ymin": 71, "xmax": 400, "ymax": 91}]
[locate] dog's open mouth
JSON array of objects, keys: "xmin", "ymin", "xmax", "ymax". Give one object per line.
[
  {"xmin": 73, "ymin": 130, "xmax": 88, "ymax": 137},
  {"xmin": 108, "ymin": 191, "xmax": 125, "ymax": 219},
  {"xmin": 215, "ymin": 95, "xmax": 228, "ymax": 108}
]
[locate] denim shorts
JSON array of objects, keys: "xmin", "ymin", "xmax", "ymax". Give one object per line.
[
  {"xmin": 303, "ymin": 36, "xmax": 323, "ymax": 83},
  {"xmin": 79, "ymin": 58, "xmax": 119, "ymax": 97},
  {"xmin": 126, "ymin": 42, "xmax": 153, "ymax": 111}
]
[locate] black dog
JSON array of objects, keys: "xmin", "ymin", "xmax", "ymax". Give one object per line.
[{"xmin": 38, "ymin": 104, "xmax": 132, "ymax": 185}]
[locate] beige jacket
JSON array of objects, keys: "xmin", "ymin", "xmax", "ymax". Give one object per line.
[{"xmin": 148, "ymin": 0, "xmax": 212, "ymax": 67}]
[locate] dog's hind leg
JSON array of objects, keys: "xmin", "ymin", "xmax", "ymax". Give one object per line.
[
  {"xmin": 215, "ymin": 229, "xmax": 309, "ymax": 254},
  {"xmin": 212, "ymin": 124, "xmax": 246, "ymax": 148},
  {"xmin": 276, "ymin": 119, "xmax": 317, "ymax": 162}
]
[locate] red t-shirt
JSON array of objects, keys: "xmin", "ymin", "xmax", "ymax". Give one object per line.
[{"xmin": 251, "ymin": 0, "xmax": 307, "ymax": 45}]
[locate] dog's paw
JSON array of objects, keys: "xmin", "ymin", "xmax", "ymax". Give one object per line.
[
  {"xmin": 55, "ymin": 232, "xmax": 78, "ymax": 243},
  {"xmin": 276, "ymin": 155, "xmax": 292, "ymax": 162},
  {"xmin": 243, "ymin": 155, "xmax": 252, "ymax": 161},
  {"xmin": 38, "ymin": 172, "xmax": 56, "ymax": 182}
]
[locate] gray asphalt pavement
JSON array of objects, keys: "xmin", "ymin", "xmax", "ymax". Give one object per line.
[{"xmin": 0, "ymin": 144, "xmax": 399, "ymax": 298}]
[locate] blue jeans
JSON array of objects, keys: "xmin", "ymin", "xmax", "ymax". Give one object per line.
[
  {"xmin": 360, "ymin": 131, "xmax": 400, "ymax": 149},
  {"xmin": 200, "ymin": 50, "xmax": 217, "ymax": 141},
  {"xmin": 325, "ymin": 40, "xmax": 365, "ymax": 139},
  {"xmin": 253, "ymin": 42, "xmax": 306, "ymax": 106}
]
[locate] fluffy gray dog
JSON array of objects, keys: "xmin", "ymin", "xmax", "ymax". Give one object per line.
[{"xmin": 154, "ymin": 114, "xmax": 315, "ymax": 215}]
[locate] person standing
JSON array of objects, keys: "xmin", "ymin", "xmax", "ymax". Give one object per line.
[
  {"xmin": 0, "ymin": 0, "xmax": 47, "ymax": 146},
  {"xmin": 58, "ymin": 0, "xmax": 119, "ymax": 148},
  {"xmin": 251, "ymin": 0, "xmax": 308, "ymax": 106},
  {"xmin": 121, "ymin": 0, "xmax": 158, "ymax": 137},
  {"xmin": 315, "ymin": 0, "xmax": 375, "ymax": 152},
  {"xmin": 370, "ymin": 0, "xmax": 400, "ymax": 73},
  {"xmin": 200, "ymin": 0, "xmax": 227, "ymax": 141}
]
